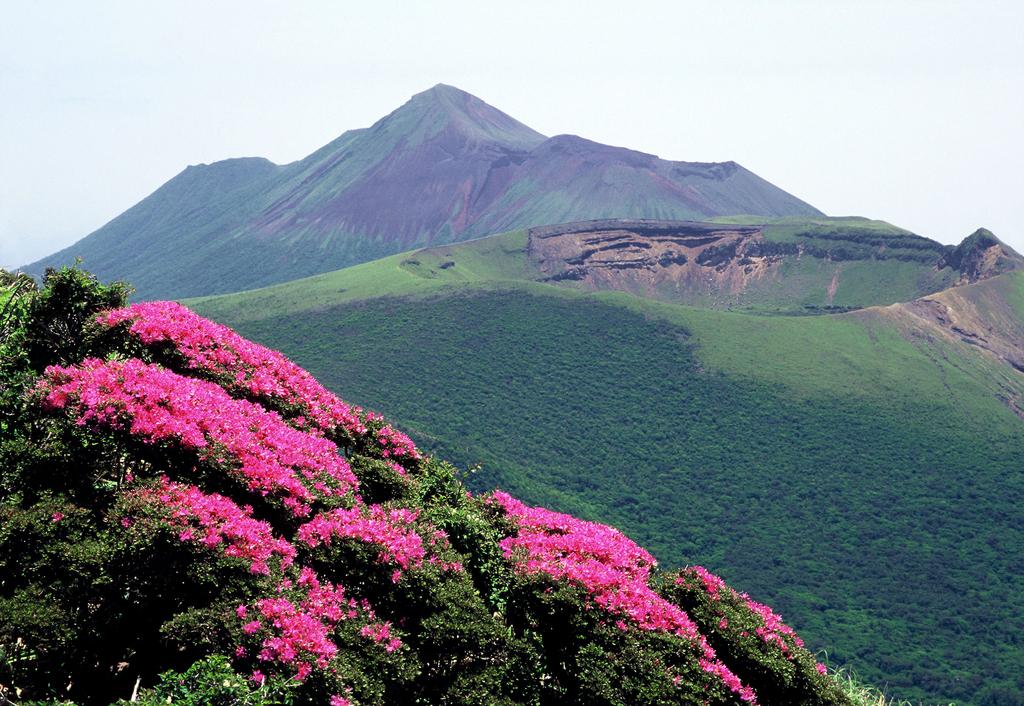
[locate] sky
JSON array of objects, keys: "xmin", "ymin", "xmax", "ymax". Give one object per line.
[{"xmin": 2, "ymin": 0, "xmax": 1022, "ymax": 268}]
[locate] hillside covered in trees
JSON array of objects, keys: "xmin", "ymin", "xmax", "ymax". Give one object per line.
[
  {"xmin": 0, "ymin": 269, "xmax": 877, "ymax": 705},
  {"xmin": 191, "ymin": 225, "xmax": 1024, "ymax": 704}
]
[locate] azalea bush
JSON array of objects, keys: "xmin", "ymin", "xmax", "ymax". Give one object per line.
[
  {"xmin": 661, "ymin": 566, "xmax": 848, "ymax": 705},
  {"xmin": 0, "ymin": 267, "xmax": 856, "ymax": 705}
]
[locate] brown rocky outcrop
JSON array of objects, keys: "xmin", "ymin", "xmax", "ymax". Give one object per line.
[{"xmin": 527, "ymin": 219, "xmax": 788, "ymax": 301}]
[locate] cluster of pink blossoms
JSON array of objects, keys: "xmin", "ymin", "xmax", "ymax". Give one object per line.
[
  {"xmin": 363, "ymin": 412, "xmax": 420, "ymax": 463},
  {"xmin": 33, "ymin": 353, "xmax": 455, "ymax": 692},
  {"xmin": 238, "ymin": 566, "xmax": 400, "ymax": 683},
  {"xmin": 98, "ymin": 302, "xmax": 420, "ymax": 464},
  {"xmin": 141, "ymin": 477, "xmax": 296, "ymax": 575},
  {"xmin": 747, "ymin": 598, "xmax": 804, "ymax": 654},
  {"xmin": 683, "ymin": 566, "xmax": 826, "ymax": 673},
  {"xmin": 691, "ymin": 565, "xmax": 728, "ymax": 598},
  {"xmin": 37, "ymin": 358, "xmax": 358, "ymax": 516},
  {"xmin": 490, "ymin": 491, "xmax": 756, "ymax": 703},
  {"xmin": 298, "ymin": 505, "xmax": 427, "ymax": 581},
  {"xmin": 31, "ymin": 306, "xmax": 480, "ymax": 700}
]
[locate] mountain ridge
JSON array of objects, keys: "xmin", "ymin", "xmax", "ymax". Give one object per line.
[
  {"xmin": 191, "ymin": 216, "xmax": 1021, "ymax": 317},
  {"xmin": 24, "ymin": 85, "xmax": 821, "ymax": 299}
]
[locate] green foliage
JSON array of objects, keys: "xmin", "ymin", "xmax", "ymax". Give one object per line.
[
  {"xmin": 662, "ymin": 568, "xmax": 848, "ymax": 706},
  {"xmin": 21, "ymin": 265, "xmax": 131, "ymax": 370},
  {"xmin": 124, "ymin": 654, "xmax": 296, "ymax": 706},
  {"xmin": 195, "ymin": 280, "xmax": 1024, "ymax": 705},
  {"xmin": 6, "ymin": 267, "xmax": 858, "ymax": 706}
]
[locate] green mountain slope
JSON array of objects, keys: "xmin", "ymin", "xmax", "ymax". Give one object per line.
[
  {"xmin": 192, "ymin": 216, "xmax": 1020, "ymax": 315},
  {"xmin": 191, "ymin": 229, "xmax": 1024, "ymax": 705},
  {"xmin": 5, "ymin": 268, "xmax": 885, "ymax": 706},
  {"xmin": 24, "ymin": 85, "xmax": 820, "ymax": 300}
]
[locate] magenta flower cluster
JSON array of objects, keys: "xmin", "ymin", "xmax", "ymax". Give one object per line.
[
  {"xmin": 298, "ymin": 505, "xmax": 427, "ymax": 581},
  {"xmin": 142, "ymin": 477, "xmax": 297, "ymax": 575},
  {"xmin": 33, "ymin": 331, "xmax": 453, "ymax": 699},
  {"xmin": 684, "ymin": 566, "xmax": 826, "ymax": 672},
  {"xmin": 98, "ymin": 301, "xmax": 420, "ymax": 464},
  {"xmin": 238, "ymin": 566, "xmax": 399, "ymax": 684},
  {"xmin": 747, "ymin": 597, "xmax": 804, "ymax": 654},
  {"xmin": 490, "ymin": 491, "xmax": 757, "ymax": 703},
  {"xmin": 37, "ymin": 357, "xmax": 358, "ymax": 517}
]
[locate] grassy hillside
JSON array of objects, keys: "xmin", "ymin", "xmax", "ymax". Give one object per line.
[
  {"xmin": 194, "ymin": 216, "xmax": 1004, "ymax": 322},
  {"xmin": 192, "ymin": 242, "xmax": 1024, "ymax": 705}
]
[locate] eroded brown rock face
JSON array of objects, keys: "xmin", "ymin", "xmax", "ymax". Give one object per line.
[
  {"xmin": 936, "ymin": 228, "xmax": 1024, "ymax": 285},
  {"xmin": 527, "ymin": 219, "xmax": 787, "ymax": 302}
]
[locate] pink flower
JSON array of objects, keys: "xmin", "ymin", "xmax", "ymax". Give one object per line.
[
  {"xmin": 97, "ymin": 301, "xmax": 421, "ymax": 464},
  {"xmin": 36, "ymin": 358, "xmax": 358, "ymax": 516},
  {"xmin": 687, "ymin": 565, "xmax": 727, "ymax": 599},
  {"xmin": 295, "ymin": 504, "xmax": 459, "ymax": 580},
  {"xmin": 138, "ymin": 478, "xmax": 296, "ymax": 574},
  {"xmin": 679, "ymin": 566, "xmax": 806, "ymax": 664},
  {"xmin": 238, "ymin": 569, "xmax": 385, "ymax": 683},
  {"xmin": 490, "ymin": 491, "xmax": 758, "ymax": 704},
  {"xmin": 51, "ymin": 512, "xmax": 64, "ymax": 522}
]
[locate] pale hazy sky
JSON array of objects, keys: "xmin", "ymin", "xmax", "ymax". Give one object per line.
[{"xmin": 2, "ymin": 0, "xmax": 1022, "ymax": 268}]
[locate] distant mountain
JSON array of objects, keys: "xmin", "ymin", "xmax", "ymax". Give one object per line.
[
  {"xmin": 24, "ymin": 84, "xmax": 821, "ymax": 298},
  {"xmin": 190, "ymin": 224, "xmax": 1024, "ymax": 705}
]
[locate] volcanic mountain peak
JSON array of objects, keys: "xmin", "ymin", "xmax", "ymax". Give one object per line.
[
  {"xmin": 372, "ymin": 83, "xmax": 546, "ymax": 151},
  {"xmin": 25, "ymin": 83, "xmax": 824, "ymax": 298}
]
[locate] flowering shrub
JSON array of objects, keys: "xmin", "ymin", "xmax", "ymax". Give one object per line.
[
  {"xmin": 489, "ymin": 491, "xmax": 758, "ymax": 703},
  {"xmin": 0, "ymin": 268, "xmax": 856, "ymax": 706},
  {"xmin": 663, "ymin": 566, "xmax": 849, "ymax": 705},
  {"xmin": 138, "ymin": 477, "xmax": 297, "ymax": 575},
  {"xmin": 98, "ymin": 301, "xmax": 420, "ymax": 466},
  {"xmin": 298, "ymin": 505, "xmax": 427, "ymax": 580},
  {"xmin": 237, "ymin": 566, "xmax": 400, "ymax": 683},
  {"xmin": 35, "ymin": 357, "xmax": 358, "ymax": 516}
]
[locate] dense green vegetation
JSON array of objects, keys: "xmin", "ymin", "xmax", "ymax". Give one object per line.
[
  {"xmin": 194, "ymin": 258, "xmax": 1024, "ymax": 704},
  {"xmin": 2, "ymin": 268, "xmax": 873, "ymax": 706}
]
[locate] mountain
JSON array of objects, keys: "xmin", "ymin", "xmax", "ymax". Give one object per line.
[
  {"xmin": 23, "ymin": 84, "xmax": 821, "ymax": 299},
  {"xmin": 189, "ymin": 224, "xmax": 1024, "ymax": 705},
  {"xmin": 1, "ymin": 268, "xmax": 870, "ymax": 705}
]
